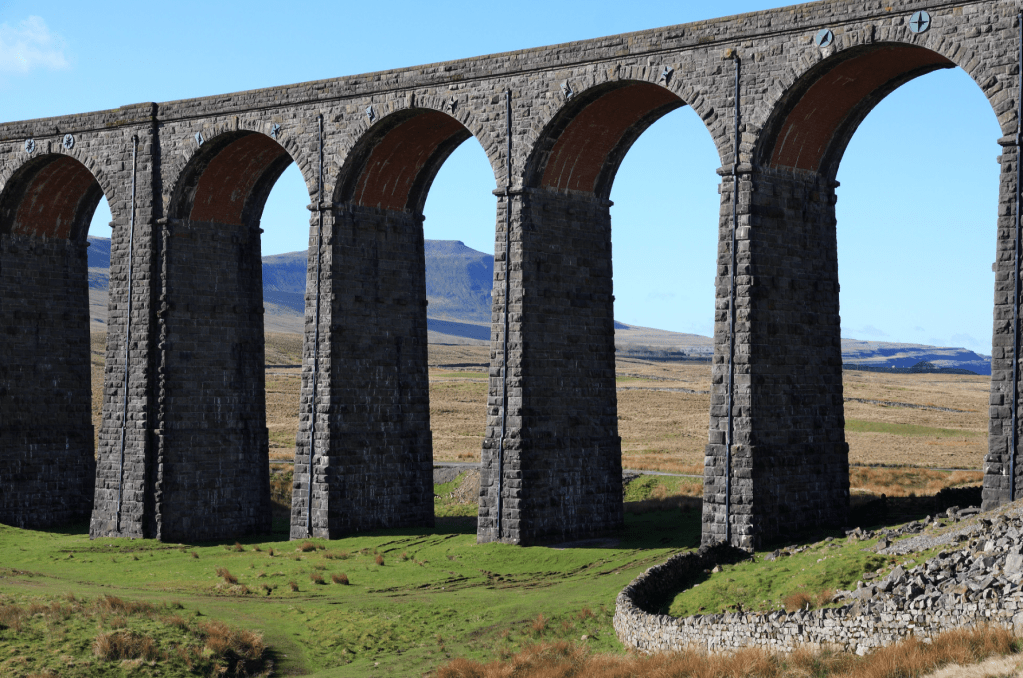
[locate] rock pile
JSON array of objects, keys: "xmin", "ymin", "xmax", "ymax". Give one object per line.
[
  {"xmin": 615, "ymin": 507, "xmax": 1023, "ymax": 656},
  {"xmin": 836, "ymin": 512, "xmax": 1023, "ymax": 610}
]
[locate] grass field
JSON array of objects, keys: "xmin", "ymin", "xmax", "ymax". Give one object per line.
[
  {"xmin": 0, "ymin": 468, "xmax": 996, "ymax": 678},
  {"xmin": 0, "ymin": 482, "xmax": 700, "ymax": 678}
]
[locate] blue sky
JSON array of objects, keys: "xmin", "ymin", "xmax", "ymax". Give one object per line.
[{"xmin": 0, "ymin": 1, "xmax": 1002, "ymax": 354}]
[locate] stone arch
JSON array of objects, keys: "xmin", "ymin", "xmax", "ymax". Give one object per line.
[
  {"xmin": 0, "ymin": 151, "xmax": 113, "ymax": 243},
  {"xmin": 333, "ymin": 104, "xmax": 497, "ymax": 214},
  {"xmin": 522, "ymin": 78, "xmax": 723, "ymax": 200},
  {"xmin": 752, "ymin": 33, "xmax": 1006, "ymax": 179},
  {"xmin": 168, "ymin": 129, "xmax": 313, "ymax": 225}
]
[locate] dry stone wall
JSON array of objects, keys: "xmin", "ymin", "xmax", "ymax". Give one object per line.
[{"xmin": 617, "ymin": 510, "xmax": 1023, "ymax": 655}]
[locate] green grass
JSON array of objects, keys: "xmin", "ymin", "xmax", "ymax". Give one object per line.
[
  {"xmin": 845, "ymin": 419, "xmax": 984, "ymax": 438},
  {"xmin": 267, "ymin": 431, "xmax": 294, "ymax": 447},
  {"xmin": 0, "ymin": 488, "xmax": 701, "ymax": 677},
  {"xmin": 623, "ymin": 475, "xmax": 701, "ymax": 503},
  {"xmin": 431, "ymin": 371, "xmax": 487, "ymax": 379},
  {"xmin": 433, "ymin": 472, "xmax": 479, "ymax": 518},
  {"xmin": 665, "ymin": 536, "xmax": 944, "ymax": 618}
]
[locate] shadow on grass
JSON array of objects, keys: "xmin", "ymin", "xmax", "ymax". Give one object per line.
[
  {"xmin": 43, "ymin": 519, "xmax": 91, "ymax": 536},
  {"xmin": 619, "ymin": 504, "xmax": 703, "ymax": 550}
]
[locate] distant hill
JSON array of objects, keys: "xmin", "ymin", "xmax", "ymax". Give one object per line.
[
  {"xmin": 423, "ymin": 240, "xmax": 494, "ymax": 325},
  {"xmin": 841, "ymin": 339, "xmax": 991, "ymax": 376},
  {"xmin": 82, "ymin": 236, "xmax": 994, "ymax": 373}
]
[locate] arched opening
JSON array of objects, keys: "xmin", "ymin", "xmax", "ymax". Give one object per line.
[
  {"xmin": 256, "ymin": 164, "xmax": 309, "ymax": 514},
  {"xmin": 834, "ymin": 67, "xmax": 998, "ymax": 491},
  {"xmin": 607, "ymin": 105, "xmax": 720, "ymax": 494},
  {"xmin": 158, "ymin": 130, "xmax": 304, "ymax": 541},
  {"xmin": 293, "ymin": 107, "xmax": 494, "ymax": 539},
  {"xmin": 742, "ymin": 41, "xmax": 1003, "ymax": 542},
  {"xmin": 0, "ymin": 153, "xmax": 102, "ymax": 528},
  {"xmin": 418, "ymin": 125, "xmax": 499, "ymax": 524},
  {"xmin": 484, "ymin": 79, "xmax": 719, "ymax": 544},
  {"xmin": 86, "ymin": 196, "xmax": 112, "ymax": 465}
]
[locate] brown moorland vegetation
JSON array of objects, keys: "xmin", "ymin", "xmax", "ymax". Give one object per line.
[
  {"xmin": 436, "ymin": 627, "xmax": 1020, "ymax": 678},
  {"xmin": 89, "ymin": 332, "xmax": 991, "ymax": 473},
  {"xmin": 0, "ymin": 593, "xmax": 269, "ymax": 677}
]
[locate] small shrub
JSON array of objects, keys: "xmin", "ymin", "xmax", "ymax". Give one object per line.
[
  {"xmin": 190, "ymin": 551, "xmax": 199, "ymax": 559},
  {"xmin": 288, "ymin": 581, "xmax": 299, "ymax": 592},
  {"xmin": 215, "ymin": 567, "xmax": 238, "ymax": 585},
  {"xmin": 309, "ymin": 573, "xmax": 325, "ymax": 585},
  {"xmin": 297, "ymin": 541, "xmax": 318, "ymax": 553},
  {"xmin": 233, "ymin": 542, "xmax": 245, "ymax": 552},
  {"xmin": 375, "ymin": 554, "xmax": 384, "ymax": 566},
  {"xmin": 332, "ymin": 573, "xmax": 349, "ymax": 585},
  {"xmin": 252, "ymin": 545, "xmax": 262, "ymax": 552},
  {"xmin": 268, "ymin": 548, "xmax": 275, "ymax": 557}
]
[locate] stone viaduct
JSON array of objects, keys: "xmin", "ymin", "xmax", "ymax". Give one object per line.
[{"xmin": 0, "ymin": 0, "xmax": 1018, "ymax": 549}]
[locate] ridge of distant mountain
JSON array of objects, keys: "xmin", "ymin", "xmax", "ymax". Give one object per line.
[{"xmin": 82, "ymin": 236, "xmax": 994, "ymax": 374}]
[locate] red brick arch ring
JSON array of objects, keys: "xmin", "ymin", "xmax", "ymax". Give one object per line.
[
  {"xmin": 753, "ymin": 38, "xmax": 1006, "ymax": 180},
  {"xmin": 333, "ymin": 106, "xmax": 497, "ymax": 214},
  {"xmin": 168, "ymin": 129, "xmax": 317, "ymax": 226},
  {"xmin": 523, "ymin": 78, "xmax": 728, "ymax": 200},
  {"xmin": 0, "ymin": 148, "xmax": 117, "ymax": 243}
]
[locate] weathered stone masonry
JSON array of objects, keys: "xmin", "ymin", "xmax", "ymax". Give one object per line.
[{"xmin": 0, "ymin": 0, "xmax": 1018, "ymax": 547}]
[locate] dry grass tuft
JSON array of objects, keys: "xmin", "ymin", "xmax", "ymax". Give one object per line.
[
  {"xmin": 309, "ymin": 572, "xmax": 325, "ymax": 585},
  {"xmin": 332, "ymin": 573, "xmax": 349, "ymax": 585},
  {"xmin": 99, "ymin": 595, "xmax": 155, "ymax": 617},
  {"xmin": 375, "ymin": 553, "xmax": 385, "ymax": 566},
  {"xmin": 782, "ymin": 591, "xmax": 813, "ymax": 612},
  {"xmin": 297, "ymin": 541, "xmax": 318, "ymax": 553},
  {"xmin": 215, "ymin": 567, "xmax": 238, "ymax": 586},
  {"xmin": 196, "ymin": 619, "xmax": 266, "ymax": 674},
  {"xmin": 233, "ymin": 542, "xmax": 245, "ymax": 552},
  {"xmin": 288, "ymin": 581, "xmax": 299, "ymax": 592},
  {"xmin": 323, "ymin": 550, "xmax": 349, "ymax": 560},
  {"xmin": 93, "ymin": 630, "xmax": 158, "ymax": 661},
  {"xmin": 0, "ymin": 602, "xmax": 26, "ymax": 632}
]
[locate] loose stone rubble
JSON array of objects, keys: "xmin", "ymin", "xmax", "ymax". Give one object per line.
[{"xmin": 615, "ymin": 506, "xmax": 1023, "ymax": 655}]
